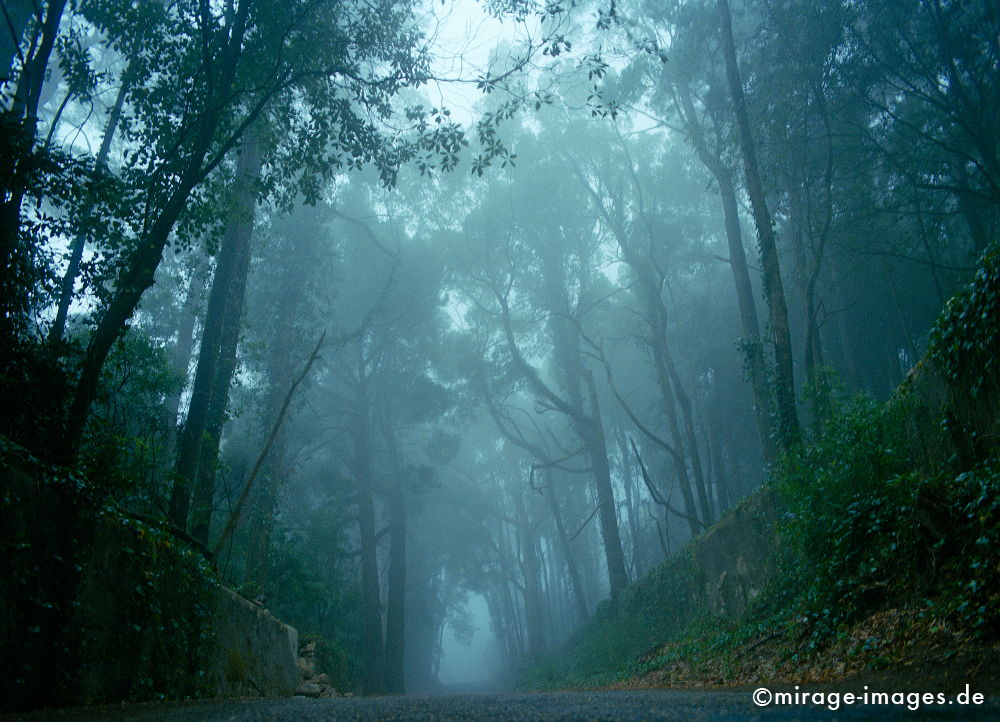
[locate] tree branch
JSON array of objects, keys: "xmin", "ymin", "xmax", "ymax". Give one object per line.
[{"xmin": 211, "ymin": 329, "xmax": 326, "ymax": 560}]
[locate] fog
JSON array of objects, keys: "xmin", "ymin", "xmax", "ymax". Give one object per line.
[
  {"xmin": 2, "ymin": 0, "xmax": 997, "ymax": 703},
  {"xmin": 437, "ymin": 594, "xmax": 505, "ymax": 691}
]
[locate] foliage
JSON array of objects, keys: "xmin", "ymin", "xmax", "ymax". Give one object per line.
[
  {"xmin": 0, "ymin": 119, "xmax": 102, "ymax": 453},
  {"xmin": 929, "ymin": 244, "xmax": 1000, "ymax": 395},
  {"xmin": 926, "ymin": 243, "xmax": 1000, "ymax": 463},
  {"xmin": 257, "ymin": 514, "xmax": 366, "ymax": 693},
  {"xmin": 75, "ymin": 510, "xmax": 217, "ymax": 703},
  {"xmin": 762, "ymin": 252, "xmax": 1000, "ymax": 652},
  {"xmin": 0, "ymin": 438, "xmax": 218, "ymax": 710},
  {"xmin": 0, "ymin": 439, "xmax": 99, "ymax": 710},
  {"xmin": 79, "ymin": 328, "xmax": 184, "ymax": 503},
  {"xmin": 772, "ymin": 245, "xmax": 1000, "ymax": 648},
  {"xmin": 777, "ymin": 412, "xmax": 1000, "ymax": 650},
  {"xmin": 520, "ymin": 551, "xmax": 706, "ymax": 688}
]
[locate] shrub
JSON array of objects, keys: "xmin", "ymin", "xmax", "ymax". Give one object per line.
[{"xmin": 75, "ymin": 510, "xmax": 217, "ymax": 703}]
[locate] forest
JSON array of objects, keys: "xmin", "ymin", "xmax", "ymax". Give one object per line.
[{"xmin": 1, "ymin": 0, "xmax": 998, "ymax": 713}]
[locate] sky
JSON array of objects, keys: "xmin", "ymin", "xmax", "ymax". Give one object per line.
[{"xmin": 422, "ymin": 0, "xmax": 543, "ymax": 127}]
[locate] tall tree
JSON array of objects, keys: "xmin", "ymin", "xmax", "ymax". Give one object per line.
[
  {"xmin": 0, "ymin": 0, "xmax": 68, "ymax": 341},
  {"xmin": 669, "ymin": 73, "xmax": 778, "ymax": 463},
  {"xmin": 716, "ymin": 0, "xmax": 801, "ymax": 451},
  {"xmin": 494, "ymin": 264, "xmax": 629, "ymax": 597},
  {"xmin": 49, "ymin": 0, "xmax": 465, "ymax": 461},
  {"xmin": 170, "ymin": 135, "xmax": 261, "ymax": 539}
]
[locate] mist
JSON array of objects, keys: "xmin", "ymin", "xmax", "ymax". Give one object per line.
[{"xmin": 2, "ymin": 0, "xmax": 998, "ymax": 709}]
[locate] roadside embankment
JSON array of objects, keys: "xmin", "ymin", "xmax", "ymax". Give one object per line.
[
  {"xmin": 524, "ymin": 244, "xmax": 1000, "ymax": 691},
  {"xmin": 1, "ymin": 444, "xmax": 299, "ymax": 710}
]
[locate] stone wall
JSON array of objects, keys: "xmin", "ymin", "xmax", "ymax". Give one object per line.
[
  {"xmin": 207, "ymin": 587, "xmax": 299, "ymax": 698},
  {"xmin": 74, "ymin": 515, "xmax": 299, "ymax": 703},
  {"xmin": 893, "ymin": 357, "xmax": 1000, "ymax": 472},
  {"xmin": 546, "ymin": 489, "xmax": 780, "ymax": 683},
  {"xmin": 692, "ymin": 489, "xmax": 779, "ymax": 618}
]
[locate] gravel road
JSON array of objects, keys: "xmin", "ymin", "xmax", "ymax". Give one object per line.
[{"xmin": 6, "ymin": 690, "xmax": 1000, "ymax": 721}]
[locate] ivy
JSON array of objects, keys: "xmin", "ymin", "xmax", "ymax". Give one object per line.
[
  {"xmin": 776, "ymin": 395, "xmax": 1000, "ymax": 648},
  {"xmin": 0, "ymin": 441, "xmax": 217, "ymax": 708},
  {"xmin": 76, "ymin": 509, "xmax": 217, "ymax": 703},
  {"xmin": 928, "ymin": 243, "xmax": 1000, "ymax": 397}
]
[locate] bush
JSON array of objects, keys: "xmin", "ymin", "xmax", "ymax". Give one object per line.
[
  {"xmin": 75, "ymin": 510, "xmax": 217, "ymax": 703},
  {"xmin": 520, "ymin": 551, "xmax": 707, "ymax": 688},
  {"xmin": 776, "ymin": 393, "xmax": 1000, "ymax": 648},
  {"xmin": 774, "ymin": 238, "xmax": 1000, "ymax": 647},
  {"xmin": 0, "ymin": 440, "xmax": 217, "ymax": 709}
]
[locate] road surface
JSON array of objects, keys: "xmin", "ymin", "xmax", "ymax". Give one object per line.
[{"xmin": 6, "ymin": 690, "xmax": 999, "ymax": 720}]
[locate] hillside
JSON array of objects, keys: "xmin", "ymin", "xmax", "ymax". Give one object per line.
[{"xmin": 523, "ymin": 244, "xmax": 1000, "ymax": 694}]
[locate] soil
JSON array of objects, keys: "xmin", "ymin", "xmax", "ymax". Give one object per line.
[{"xmin": 611, "ymin": 606, "xmax": 1000, "ymax": 697}]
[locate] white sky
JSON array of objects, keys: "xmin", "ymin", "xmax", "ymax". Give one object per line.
[{"xmin": 421, "ymin": 0, "xmax": 543, "ymax": 127}]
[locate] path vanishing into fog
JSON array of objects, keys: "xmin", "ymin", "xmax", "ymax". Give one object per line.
[{"xmin": 8, "ymin": 690, "xmax": 1000, "ymax": 721}]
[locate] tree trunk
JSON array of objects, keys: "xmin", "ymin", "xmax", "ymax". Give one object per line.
[
  {"xmin": 615, "ymin": 426, "xmax": 642, "ymax": 578},
  {"xmin": 497, "ymin": 285, "xmax": 628, "ymax": 598},
  {"xmin": 159, "ymin": 259, "xmax": 206, "ymax": 496},
  {"xmin": 662, "ymin": 346, "xmax": 713, "ymax": 526},
  {"xmin": 707, "ymin": 413, "xmax": 731, "ymax": 513},
  {"xmin": 62, "ymin": 183, "xmax": 198, "ymax": 460},
  {"xmin": 170, "ymin": 137, "xmax": 261, "ymax": 535},
  {"xmin": 358, "ymin": 474, "xmax": 385, "ymax": 694},
  {"xmin": 49, "ymin": 63, "xmax": 132, "ymax": 345},
  {"xmin": 789, "ymin": 187, "xmax": 825, "ymax": 427},
  {"xmin": 244, "ymin": 248, "xmax": 308, "ymax": 585},
  {"xmin": 354, "ymin": 361, "xmax": 385, "ymax": 695},
  {"xmin": 512, "ymin": 480, "xmax": 546, "ymax": 658},
  {"xmin": 645, "ymin": 293, "xmax": 704, "ymax": 538},
  {"xmin": 543, "ymin": 244, "xmax": 628, "ymax": 597},
  {"xmin": 1, "ymin": 0, "xmax": 67, "ymax": 337},
  {"xmin": 384, "ymin": 474, "xmax": 406, "ymax": 693},
  {"xmin": 581, "ymin": 170, "xmax": 708, "ymax": 536},
  {"xmin": 0, "ymin": 1, "xmax": 35, "ymax": 84},
  {"xmin": 717, "ymin": 0, "xmax": 801, "ymax": 452},
  {"xmin": 717, "ymin": 169, "xmax": 779, "ymax": 462},
  {"xmin": 59, "ymin": 2, "xmax": 253, "ymax": 461},
  {"xmin": 382, "ymin": 420, "xmax": 406, "ymax": 694},
  {"xmin": 582, "ymin": 371, "xmax": 629, "ymax": 596},
  {"xmin": 544, "ymin": 468, "xmax": 589, "ymax": 621},
  {"xmin": 481, "ymin": 372, "xmax": 591, "ymax": 622},
  {"xmin": 188, "ymin": 275, "xmax": 246, "ymax": 543},
  {"xmin": 673, "ymin": 78, "xmax": 777, "ymax": 465},
  {"xmin": 827, "ymin": 254, "xmax": 861, "ymax": 389}
]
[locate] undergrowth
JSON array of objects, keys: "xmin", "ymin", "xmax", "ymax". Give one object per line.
[
  {"xmin": 775, "ymin": 396, "xmax": 1000, "ymax": 656},
  {"xmin": 1, "ymin": 440, "xmax": 217, "ymax": 709},
  {"xmin": 521, "ymin": 242, "xmax": 1000, "ymax": 690}
]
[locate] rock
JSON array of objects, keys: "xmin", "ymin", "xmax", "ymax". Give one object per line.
[
  {"xmin": 315, "ymin": 673, "xmax": 331, "ymax": 686},
  {"xmin": 295, "ymin": 681, "xmax": 322, "ymax": 698},
  {"xmin": 298, "ymin": 639, "xmax": 318, "ymax": 679}
]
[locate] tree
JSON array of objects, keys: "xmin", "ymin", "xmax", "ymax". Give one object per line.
[
  {"xmin": 666, "ymin": 67, "xmax": 778, "ymax": 463},
  {"xmin": 716, "ymin": 0, "xmax": 800, "ymax": 451},
  {"xmin": 565, "ymin": 125, "xmax": 716, "ymax": 532},
  {"xmin": 170, "ymin": 135, "xmax": 261, "ymax": 540},
  {"xmin": 11, "ymin": 0, "xmax": 467, "ymax": 461},
  {"xmin": 447, "ymin": 124, "xmax": 631, "ymax": 598},
  {"xmin": 1, "ymin": 0, "xmax": 67, "ymax": 275}
]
